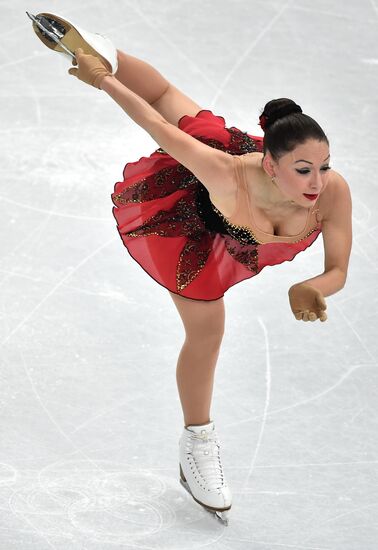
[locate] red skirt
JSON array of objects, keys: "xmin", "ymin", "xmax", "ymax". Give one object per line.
[{"xmin": 111, "ymin": 110, "xmax": 321, "ymax": 301}]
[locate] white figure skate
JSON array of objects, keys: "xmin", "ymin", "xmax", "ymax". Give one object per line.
[
  {"xmin": 179, "ymin": 420, "xmax": 232, "ymax": 525},
  {"xmin": 26, "ymin": 11, "xmax": 118, "ymax": 74}
]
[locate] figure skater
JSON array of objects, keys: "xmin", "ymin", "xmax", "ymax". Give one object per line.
[{"xmin": 28, "ymin": 11, "xmax": 352, "ymax": 525}]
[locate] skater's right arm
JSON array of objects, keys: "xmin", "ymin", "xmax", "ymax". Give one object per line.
[{"xmin": 68, "ymin": 50, "xmax": 236, "ymax": 200}]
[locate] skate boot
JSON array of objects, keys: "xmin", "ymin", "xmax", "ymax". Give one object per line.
[
  {"xmin": 179, "ymin": 420, "xmax": 232, "ymax": 525},
  {"xmin": 26, "ymin": 11, "xmax": 118, "ymax": 73}
]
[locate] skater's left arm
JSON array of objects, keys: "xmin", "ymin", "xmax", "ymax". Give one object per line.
[
  {"xmin": 302, "ymin": 171, "xmax": 352, "ymax": 294},
  {"xmin": 288, "ymin": 171, "xmax": 352, "ymax": 321}
]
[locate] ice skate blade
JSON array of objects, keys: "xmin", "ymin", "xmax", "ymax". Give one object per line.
[
  {"xmin": 28, "ymin": 11, "xmax": 113, "ymax": 71},
  {"xmin": 26, "ymin": 11, "xmax": 75, "ymax": 59},
  {"xmin": 179, "ymin": 477, "xmax": 231, "ymax": 526},
  {"xmin": 215, "ymin": 510, "xmax": 230, "ymax": 526}
]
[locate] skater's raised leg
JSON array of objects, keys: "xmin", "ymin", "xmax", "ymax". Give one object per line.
[{"xmin": 114, "ymin": 49, "xmax": 203, "ymax": 126}]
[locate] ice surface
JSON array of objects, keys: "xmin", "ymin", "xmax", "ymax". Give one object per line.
[{"xmin": 1, "ymin": 1, "xmax": 377, "ymax": 548}]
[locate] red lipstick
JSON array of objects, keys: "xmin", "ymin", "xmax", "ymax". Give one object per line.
[{"xmin": 303, "ymin": 193, "xmax": 318, "ymax": 200}]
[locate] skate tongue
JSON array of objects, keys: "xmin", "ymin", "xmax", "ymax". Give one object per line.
[{"xmin": 186, "ymin": 421, "xmax": 215, "ymax": 435}]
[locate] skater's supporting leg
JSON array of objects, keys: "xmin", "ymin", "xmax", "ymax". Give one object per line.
[
  {"xmin": 169, "ymin": 292, "xmax": 225, "ymax": 427},
  {"xmin": 114, "ymin": 49, "xmax": 203, "ymax": 126}
]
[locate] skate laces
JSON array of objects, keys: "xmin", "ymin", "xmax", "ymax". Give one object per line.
[{"xmin": 185, "ymin": 429, "xmax": 226, "ymax": 490}]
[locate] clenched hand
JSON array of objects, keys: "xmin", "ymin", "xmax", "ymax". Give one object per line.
[{"xmin": 288, "ymin": 283, "xmax": 328, "ymax": 322}]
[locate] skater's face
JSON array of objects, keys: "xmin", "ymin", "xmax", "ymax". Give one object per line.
[{"xmin": 264, "ymin": 139, "xmax": 331, "ymax": 207}]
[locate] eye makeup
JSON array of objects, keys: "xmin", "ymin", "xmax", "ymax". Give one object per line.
[{"xmin": 296, "ymin": 166, "xmax": 331, "ymax": 174}]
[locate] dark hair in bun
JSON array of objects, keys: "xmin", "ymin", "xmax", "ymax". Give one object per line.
[{"xmin": 259, "ymin": 98, "xmax": 329, "ymax": 162}]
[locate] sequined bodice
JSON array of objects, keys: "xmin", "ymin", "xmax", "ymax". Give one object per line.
[{"xmin": 210, "ymin": 155, "xmax": 321, "ymax": 245}]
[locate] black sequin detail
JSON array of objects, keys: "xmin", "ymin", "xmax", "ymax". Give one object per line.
[{"xmin": 191, "ymin": 128, "xmax": 259, "ymax": 239}]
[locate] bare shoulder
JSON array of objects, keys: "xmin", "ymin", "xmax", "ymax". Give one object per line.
[
  {"xmin": 208, "ymin": 152, "xmax": 261, "ymax": 213},
  {"xmin": 328, "ymin": 168, "xmax": 351, "ymax": 192},
  {"xmin": 320, "ymin": 169, "xmax": 352, "ymax": 222},
  {"xmin": 243, "ymin": 151, "xmax": 264, "ymax": 171},
  {"xmin": 320, "ymin": 169, "xmax": 352, "ymax": 276}
]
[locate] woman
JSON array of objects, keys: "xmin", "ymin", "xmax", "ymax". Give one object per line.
[{"xmin": 30, "ymin": 12, "xmax": 352, "ymax": 525}]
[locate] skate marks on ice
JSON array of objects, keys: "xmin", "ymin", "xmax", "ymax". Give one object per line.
[
  {"xmin": 209, "ymin": 0, "xmax": 294, "ymax": 110},
  {"xmin": 4, "ymin": 459, "xmax": 227, "ymax": 547},
  {"xmin": 0, "ymin": 463, "xmax": 18, "ymax": 486}
]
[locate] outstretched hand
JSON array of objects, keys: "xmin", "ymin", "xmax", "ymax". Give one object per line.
[
  {"xmin": 68, "ymin": 48, "xmax": 112, "ymax": 89},
  {"xmin": 288, "ymin": 283, "xmax": 328, "ymax": 322}
]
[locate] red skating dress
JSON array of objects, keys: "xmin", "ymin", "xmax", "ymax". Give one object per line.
[{"xmin": 111, "ymin": 110, "xmax": 322, "ymax": 301}]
